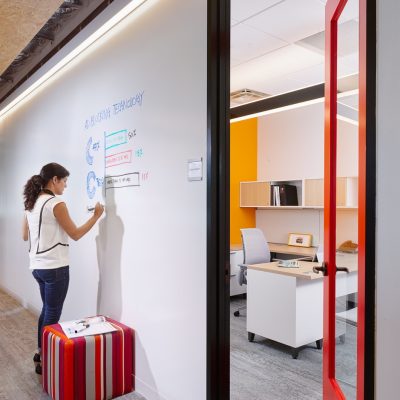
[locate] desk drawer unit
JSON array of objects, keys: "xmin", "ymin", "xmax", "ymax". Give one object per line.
[
  {"xmin": 247, "ymin": 269, "xmax": 323, "ymax": 348},
  {"xmin": 42, "ymin": 317, "xmax": 135, "ymax": 400},
  {"xmin": 247, "ymin": 267, "xmax": 357, "ymax": 351}
]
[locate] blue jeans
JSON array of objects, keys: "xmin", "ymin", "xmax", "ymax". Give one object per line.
[{"xmin": 32, "ymin": 266, "xmax": 69, "ymax": 350}]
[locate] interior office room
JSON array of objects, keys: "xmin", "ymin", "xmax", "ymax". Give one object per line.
[
  {"xmin": 229, "ymin": 1, "xmax": 360, "ymax": 399},
  {"xmin": 228, "ymin": 1, "xmax": 399, "ymax": 400},
  {"xmin": 0, "ymin": 1, "xmax": 400, "ymax": 400}
]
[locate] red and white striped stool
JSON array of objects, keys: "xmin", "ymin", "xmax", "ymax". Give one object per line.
[{"xmin": 42, "ymin": 317, "xmax": 135, "ymax": 400}]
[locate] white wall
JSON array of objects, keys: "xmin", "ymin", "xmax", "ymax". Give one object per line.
[
  {"xmin": 256, "ymin": 208, "xmax": 357, "ymax": 247},
  {"xmin": 256, "ymin": 102, "xmax": 358, "ymax": 247},
  {"xmin": 258, "ymin": 103, "xmax": 324, "ymax": 182},
  {"xmin": 256, "ymin": 208, "xmax": 321, "ymax": 245},
  {"xmin": 0, "ymin": 1, "xmax": 207, "ymax": 399},
  {"xmin": 257, "ymin": 102, "xmax": 358, "ymax": 182},
  {"xmin": 376, "ymin": 1, "xmax": 400, "ymax": 397}
]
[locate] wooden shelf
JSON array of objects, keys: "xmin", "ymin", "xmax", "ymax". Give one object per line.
[
  {"xmin": 240, "ymin": 181, "xmax": 270, "ymax": 207},
  {"xmin": 304, "ymin": 177, "xmax": 358, "ymax": 207},
  {"xmin": 240, "ymin": 178, "xmax": 358, "ymax": 209}
]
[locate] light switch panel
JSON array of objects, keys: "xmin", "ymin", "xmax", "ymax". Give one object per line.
[{"xmin": 188, "ymin": 158, "xmax": 203, "ymax": 181}]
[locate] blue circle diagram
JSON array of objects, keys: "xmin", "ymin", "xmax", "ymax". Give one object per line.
[
  {"xmin": 86, "ymin": 137, "xmax": 94, "ymax": 165},
  {"xmin": 87, "ymin": 171, "xmax": 96, "ymax": 199}
]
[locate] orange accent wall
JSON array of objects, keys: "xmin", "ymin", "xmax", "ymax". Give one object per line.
[{"xmin": 230, "ymin": 118, "xmax": 257, "ymax": 244}]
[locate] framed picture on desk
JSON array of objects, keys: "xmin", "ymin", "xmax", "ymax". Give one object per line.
[{"xmin": 288, "ymin": 233, "xmax": 312, "ymax": 247}]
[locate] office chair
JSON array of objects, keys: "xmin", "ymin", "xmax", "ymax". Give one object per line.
[{"xmin": 233, "ymin": 228, "xmax": 271, "ymax": 317}]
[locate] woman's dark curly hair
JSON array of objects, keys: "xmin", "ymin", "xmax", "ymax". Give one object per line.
[{"xmin": 23, "ymin": 163, "xmax": 70, "ymax": 211}]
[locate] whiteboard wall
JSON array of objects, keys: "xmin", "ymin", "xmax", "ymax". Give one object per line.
[{"xmin": 0, "ymin": 1, "xmax": 207, "ymax": 399}]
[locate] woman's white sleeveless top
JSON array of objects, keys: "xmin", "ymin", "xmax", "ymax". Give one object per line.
[{"xmin": 26, "ymin": 194, "xmax": 69, "ymax": 269}]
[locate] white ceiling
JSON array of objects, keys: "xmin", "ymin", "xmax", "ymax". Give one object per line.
[{"xmin": 231, "ymin": 0, "xmax": 359, "ymax": 102}]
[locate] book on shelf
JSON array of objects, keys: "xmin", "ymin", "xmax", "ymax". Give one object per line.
[{"xmin": 270, "ymin": 184, "xmax": 298, "ymax": 206}]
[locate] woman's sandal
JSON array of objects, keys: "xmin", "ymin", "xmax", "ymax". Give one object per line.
[
  {"xmin": 35, "ymin": 363, "xmax": 42, "ymax": 375},
  {"xmin": 33, "ymin": 353, "xmax": 42, "ymax": 375}
]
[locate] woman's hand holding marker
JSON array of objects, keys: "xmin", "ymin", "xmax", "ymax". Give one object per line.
[
  {"xmin": 94, "ymin": 202, "xmax": 105, "ymax": 219},
  {"xmin": 87, "ymin": 203, "xmax": 105, "ymax": 217}
]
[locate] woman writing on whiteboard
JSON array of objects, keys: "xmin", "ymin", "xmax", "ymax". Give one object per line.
[{"xmin": 22, "ymin": 162, "xmax": 104, "ymax": 375}]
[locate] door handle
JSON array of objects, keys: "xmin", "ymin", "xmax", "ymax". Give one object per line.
[
  {"xmin": 313, "ymin": 261, "xmax": 328, "ymax": 276},
  {"xmin": 312, "ymin": 263, "xmax": 350, "ymax": 275}
]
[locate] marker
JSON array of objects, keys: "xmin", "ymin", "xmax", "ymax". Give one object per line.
[
  {"xmin": 87, "ymin": 205, "xmax": 105, "ymax": 212},
  {"xmin": 74, "ymin": 323, "xmax": 90, "ymax": 334}
]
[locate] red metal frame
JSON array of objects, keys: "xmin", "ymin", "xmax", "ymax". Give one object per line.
[
  {"xmin": 357, "ymin": 1, "xmax": 366, "ymax": 399},
  {"xmin": 324, "ymin": 0, "xmax": 366, "ymax": 399},
  {"xmin": 324, "ymin": 2, "xmax": 344, "ymax": 398}
]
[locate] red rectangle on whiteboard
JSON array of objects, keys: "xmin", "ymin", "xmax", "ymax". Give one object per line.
[{"xmin": 105, "ymin": 150, "xmax": 132, "ymax": 168}]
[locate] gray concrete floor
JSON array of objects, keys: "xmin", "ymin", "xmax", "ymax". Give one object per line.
[{"xmin": 230, "ymin": 296, "xmax": 356, "ymax": 400}]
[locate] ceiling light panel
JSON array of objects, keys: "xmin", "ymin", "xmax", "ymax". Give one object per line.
[
  {"xmin": 243, "ymin": 0, "xmax": 325, "ymax": 43},
  {"xmin": 231, "ymin": 44, "xmax": 323, "ymax": 93},
  {"xmin": 231, "ymin": 0, "xmax": 283, "ymax": 24},
  {"xmin": 231, "ymin": 23, "xmax": 287, "ymax": 64}
]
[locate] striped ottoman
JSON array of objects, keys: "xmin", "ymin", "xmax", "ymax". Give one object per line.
[{"xmin": 42, "ymin": 317, "xmax": 135, "ymax": 400}]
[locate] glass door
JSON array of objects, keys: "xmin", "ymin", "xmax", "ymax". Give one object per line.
[{"xmin": 323, "ymin": 0, "xmax": 366, "ymax": 399}]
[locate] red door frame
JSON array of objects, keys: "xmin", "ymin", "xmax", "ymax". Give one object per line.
[
  {"xmin": 324, "ymin": 0, "xmax": 366, "ymax": 399},
  {"xmin": 357, "ymin": 0, "xmax": 367, "ymax": 398}
]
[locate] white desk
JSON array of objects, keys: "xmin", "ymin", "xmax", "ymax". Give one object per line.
[
  {"xmin": 229, "ymin": 243, "xmax": 317, "ymax": 296},
  {"xmin": 246, "ymin": 254, "xmax": 357, "ymax": 358}
]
